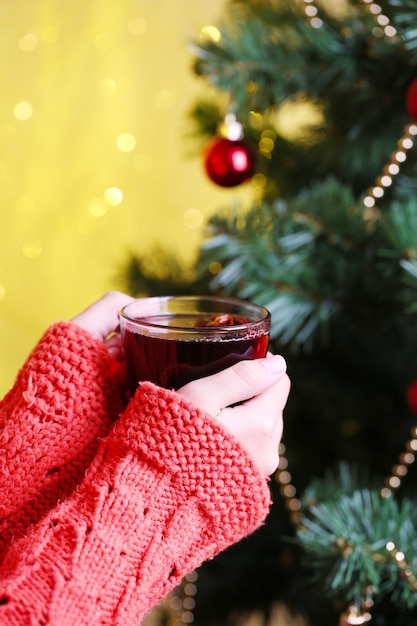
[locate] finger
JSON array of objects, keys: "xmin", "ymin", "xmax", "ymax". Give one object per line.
[
  {"xmin": 229, "ymin": 371, "xmax": 290, "ymax": 416},
  {"xmin": 217, "ymin": 375, "xmax": 291, "ymax": 476},
  {"xmin": 178, "ymin": 354, "xmax": 287, "ymax": 417},
  {"xmin": 71, "ymin": 291, "xmax": 135, "ymax": 342},
  {"xmin": 103, "ymin": 333, "xmax": 124, "ymax": 361},
  {"xmin": 219, "ymin": 374, "xmax": 290, "ymax": 433}
]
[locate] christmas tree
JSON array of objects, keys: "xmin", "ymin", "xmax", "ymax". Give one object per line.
[{"xmin": 122, "ymin": 1, "xmax": 417, "ymax": 624}]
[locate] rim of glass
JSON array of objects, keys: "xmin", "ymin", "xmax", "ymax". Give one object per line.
[{"xmin": 120, "ymin": 295, "xmax": 270, "ymax": 334}]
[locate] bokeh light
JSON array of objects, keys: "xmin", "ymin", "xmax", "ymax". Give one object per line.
[{"xmin": 0, "ymin": 0, "xmax": 253, "ymax": 397}]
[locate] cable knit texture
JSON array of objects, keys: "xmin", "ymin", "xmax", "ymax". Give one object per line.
[
  {"xmin": 0, "ymin": 322, "xmax": 127, "ymax": 562},
  {"xmin": 0, "ymin": 322, "xmax": 271, "ymax": 625}
]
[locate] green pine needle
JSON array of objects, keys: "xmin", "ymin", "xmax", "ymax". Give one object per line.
[{"xmin": 297, "ymin": 488, "xmax": 417, "ymax": 609}]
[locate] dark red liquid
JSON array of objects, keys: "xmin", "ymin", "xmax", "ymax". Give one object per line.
[{"xmin": 122, "ymin": 313, "xmax": 269, "ymax": 391}]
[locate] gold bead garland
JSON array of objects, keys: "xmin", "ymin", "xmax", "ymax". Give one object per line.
[
  {"xmin": 357, "ymin": 14, "xmax": 417, "ymax": 602},
  {"xmin": 274, "ymin": 442, "xmax": 302, "ymax": 525},
  {"xmin": 357, "ymin": 1, "xmax": 415, "ymax": 214},
  {"xmin": 166, "ymin": 571, "xmax": 198, "ymax": 626},
  {"xmin": 299, "ymin": 7, "xmax": 417, "ymax": 622},
  {"xmin": 385, "ymin": 541, "xmax": 417, "ymax": 592},
  {"xmin": 335, "ymin": 530, "xmax": 417, "ymax": 623},
  {"xmin": 170, "ymin": 5, "xmax": 417, "ymax": 625},
  {"xmin": 302, "ymin": 0, "xmax": 323, "ymax": 30},
  {"xmin": 301, "ymin": 1, "xmax": 415, "ymax": 216},
  {"xmin": 303, "ymin": 0, "xmax": 398, "ymax": 37},
  {"xmin": 331, "ymin": 421, "xmax": 417, "ymax": 620},
  {"xmin": 359, "ymin": 0, "xmax": 398, "ymax": 39},
  {"xmin": 380, "ymin": 425, "xmax": 417, "ymax": 497},
  {"xmin": 339, "ymin": 604, "xmax": 372, "ymax": 625},
  {"xmin": 362, "ymin": 123, "xmax": 417, "ymax": 212},
  {"xmin": 288, "ymin": 4, "xmax": 417, "ymax": 623}
]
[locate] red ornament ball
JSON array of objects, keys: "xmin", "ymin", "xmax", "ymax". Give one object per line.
[
  {"xmin": 406, "ymin": 378, "xmax": 417, "ymax": 415},
  {"xmin": 203, "ymin": 137, "xmax": 255, "ymax": 188},
  {"xmin": 406, "ymin": 78, "xmax": 417, "ymax": 119}
]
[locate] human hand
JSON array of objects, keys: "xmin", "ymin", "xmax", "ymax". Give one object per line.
[
  {"xmin": 71, "ymin": 291, "xmax": 135, "ymax": 360},
  {"xmin": 177, "ymin": 355, "xmax": 290, "ymax": 476}
]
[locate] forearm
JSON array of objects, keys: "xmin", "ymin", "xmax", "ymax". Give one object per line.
[
  {"xmin": 0, "ymin": 383, "xmax": 271, "ymax": 626},
  {"xmin": 0, "ymin": 322, "xmax": 127, "ymax": 559}
]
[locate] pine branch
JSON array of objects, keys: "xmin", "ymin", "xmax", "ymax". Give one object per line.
[
  {"xmin": 181, "ymin": 2, "xmax": 417, "ymax": 624},
  {"xmin": 198, "ymin": 178, "xmax": 372, "ymax": 349},
  {"xmin": 388, "ymin": 0, "xmax": 417, "ymax": 56},
  {"xmin": 117, "ymin": 247, "xmax": 209, "ymax": 297},
  {"xmin": 296, "ymin": 488, "xmax": 417, "ymax": 610},
  {"xmin": 189, "ymin": 0, "xmax": 414, "ymax": 197},
  {"xmin": 191, "ymin": 0, "xmax": 411, "ymax": 117},
  {"xmin": 196, "ymin": 177, "xmax": 417, "ymax": 385}
]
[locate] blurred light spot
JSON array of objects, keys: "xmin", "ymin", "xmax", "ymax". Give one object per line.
[
  {"xmin": 246, "ymin": 82, "xmax": 258, "ymax": 95},
  {"xmin": 169, "ymin": 597, "xmax": 182, "ymax": 611},
  {"xmin": 94, "ymin": 32, "xmax": 112, "ymax": 50},
  {"xmin": 260, "ymin": 137, "xmax": 274, "ymax": 150},
  {"xmin": 134, "ymin": 153, "xmax": 152, "ymax": 172},
  {"xmin": 262, "ymin": 129, "xmax": 276, "ymax": 140},
  {"xmin": 41, "ymin": 26, "xmax": 60, "ymax": 43},
  {"xmin": 128, "ymin": 17, "xmax": 147, "ymax": 35},
  {"xmin": 14, "ymin": 101, "xmax": 33, "ymax": 121},
  {"xmin": 0, "ymin": 284, "xmax": 5, "ymax": 300},
  {"xmin": 252, "ymin": 173, "xmax": 267, "ymax": 189},
  {"xmin": 16, "ymin": 195, "xmax": 35, "ymax": 215},
  {"xmin": 259, "ymin": 137, "xmax": 274, "ymax": 156},
  {"xmin": 155, "ymin": 89, "xmax": 175, "ymax": 110},
  {"xmin": 98, "ymin": 78, "xmax": 117, "ymax": 97},
  {"xmin": 276, "ymin": 99, "xmax": 323, "ymax": 141},
  {"xmin": 89, "ymin": 198, "xmax": 108, "ymax": 217},
  {"xmin": 200, "ymin": 25, "xmax": 221, "ymax": 42},
  {"xmin": 18, "ymin": 33, "xmax": 38, "ymax": 51},
  {"xmin": 231, "ymin": 148, "xmax": 250, "ymax": 172},
  {"xmin": 104, "ymin": 187, "xmax": 123, "ymax": 206},
  {"xmin": 183, "ymin": 208, "xmax": 203, "ymax": 229},
  {"xmin": 250, "ymin": 111, "xmax": 263, "ymax": 123},
  {"xmin": 117, "ymin": 133, "xmax": 136, "ymax": 152},
  {"xmin": 23, "ymin": 238, "xmax": 42, "ymax": 258},
  {"xmin": 209, "ymin": 261, "xmax": 222, "ymax": 275}
]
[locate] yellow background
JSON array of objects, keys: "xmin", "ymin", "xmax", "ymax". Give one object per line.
[{"xmin": 0, "ymin": 0, "xmax": 253, "ymax": 395}]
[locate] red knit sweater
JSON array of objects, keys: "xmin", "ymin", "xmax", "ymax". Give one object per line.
[{"xmin": 0, "ymin": 322, "xmax": 271, "ymax": 625}]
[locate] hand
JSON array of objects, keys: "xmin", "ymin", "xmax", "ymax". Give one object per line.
[
  {"xmin": 178, "ymin": 355, "xmax": 290, "ymax": 476},
  {"xmin": 71, "ymin": 291, "xmax": 135, "ymax": 360}
]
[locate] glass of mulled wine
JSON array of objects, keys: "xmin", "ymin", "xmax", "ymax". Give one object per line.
[{"xmin": 119, "ymin": 295, "xmax": 271, "ymax": 392}]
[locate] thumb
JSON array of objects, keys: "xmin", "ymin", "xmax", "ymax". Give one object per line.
[
  {"xmin": 71, "ymin": 291, "xmax": 135, "ymax": 342},
  {"xmin": 178, "ymin": 354, "xmax": 287, "ymax": 417}
]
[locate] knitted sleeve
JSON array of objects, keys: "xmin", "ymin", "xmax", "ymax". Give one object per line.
[
  {"xmin": 0, "ymin": 382, "xmax": 272, "ymax": 626},
  {"xmin": 0, "ymin": 322, "xmax": 127, "ymax": 562}
]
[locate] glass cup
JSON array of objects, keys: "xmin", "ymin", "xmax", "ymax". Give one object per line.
[{"xmin": 120, "ymin": 295, "xmax": 270, "ymax": 392}]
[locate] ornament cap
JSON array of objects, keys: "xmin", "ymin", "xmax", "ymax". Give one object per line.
[{"xmin": 222, "ymin": 113, "xmax": 244, "ymax": 140}]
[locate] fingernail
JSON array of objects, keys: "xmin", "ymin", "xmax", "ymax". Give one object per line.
[{"xmin": 263, "ymin": 354, "xmax": 287, "ymax": 376}]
